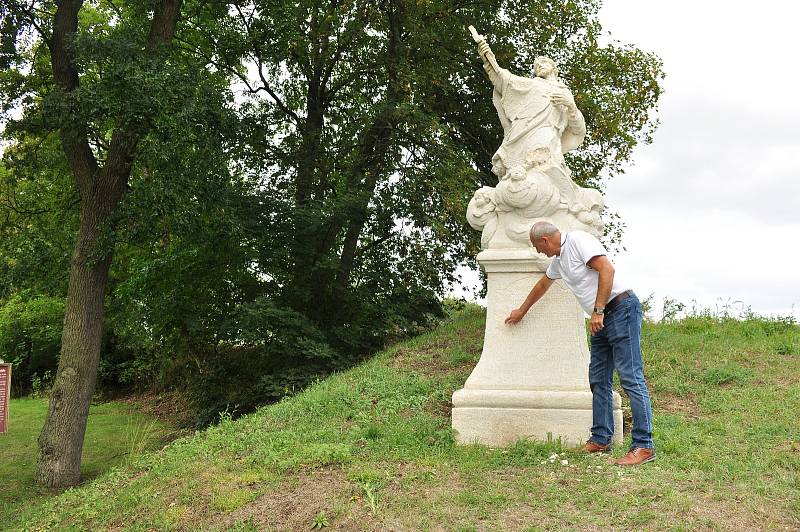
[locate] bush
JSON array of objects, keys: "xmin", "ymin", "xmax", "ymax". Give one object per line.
[
  {"xmin": 175, "ymin": 298, "xmax": 342, "ymax": 426},
  {"xmin": 0, "ymin": 294, "xmax": 65, "ymax": 396},
  {"xmin": 175, "ymin": 291, "xmax": 444, "ymax": 427}
]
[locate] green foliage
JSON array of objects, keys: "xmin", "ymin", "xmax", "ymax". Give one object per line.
[
  {"xmin": 0, "ymin": 150, "xmax": 77, "ymax": 300},
  {"xmin": 0, "ymin": 293, "xmax": 65, "ymax": 396},
  {"xmin": 175, "ymin": 299, "xmax": 341, "ymax": 426},
  {"xmin": 311, "ymin": 511, "xmax": 330, "ymax": 529}
]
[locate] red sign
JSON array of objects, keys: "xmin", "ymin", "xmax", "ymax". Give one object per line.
[{"xmin": 0, "ymin": 364, "xmax": 10, "ymax": 434}]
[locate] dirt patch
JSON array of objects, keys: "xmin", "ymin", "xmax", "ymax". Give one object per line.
[
  {"xmin": 424, "ymin": 398, "xmax": 453, "ymax": 420},
  {"xmin": 378, "ymin": 463, "xmax": 470, "ymax": 530},
  {"xmin": 772, "ymin": 440, "xmax": 800, "ymax": 453},
  {"xmin": 212, "ymin": 466, "xmax": 382, "ymax": 531},
  {"xmin": 387, "ymin": 341, "xmax": 481, "ymax": 379},
  {"xmin": 655, "ymin": 393, "xmax": 700, "ymax": 419},
  {"xmin": 771, "ymin": 372, "xmax": 800, "ymax": 388},
  {"xmin": 684, "ymin": 493, "xmax": 797, "ymax": 530},
  {"xmin": 494, "ymin": 474, "xmax": 795, "ymax": 531},
  {"xmin": 205, "ymin": 462, "xmax": 799, "ymax": 531}
]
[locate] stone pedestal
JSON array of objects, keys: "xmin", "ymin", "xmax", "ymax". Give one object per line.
[{"xmin": 452, "ymin": 249, "xmax": 623, "ymax": 447}]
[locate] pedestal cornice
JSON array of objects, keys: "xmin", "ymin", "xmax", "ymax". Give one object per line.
[{"xmin": 477, "ymin": 248, "xmax": 550, "ymax": 272}]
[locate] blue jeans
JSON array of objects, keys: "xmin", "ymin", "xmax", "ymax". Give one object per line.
[{"xmin": 588, "ymin": 294, "xmax": 654, "ymax": 449}]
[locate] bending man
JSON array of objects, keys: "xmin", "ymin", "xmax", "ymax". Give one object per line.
[{"xmin": 505, "ymin": 221, "xmax": 655, "ymax": 466}]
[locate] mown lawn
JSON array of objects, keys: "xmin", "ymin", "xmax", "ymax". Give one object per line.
[
  {"xmin": 0, "ymin": 397, "xmax": 177, "ymax": 527},
  {"xmin": 8, "ymin": 305, "xmax": 800, "ymax": 530}
]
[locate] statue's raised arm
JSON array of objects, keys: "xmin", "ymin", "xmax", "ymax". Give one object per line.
[
  {"xmin": 468, "ymin": 26, "xmax": 507, "ymax": 90},
  {"xmin": 467, "ymin": 25, "xmax": 586, "ymax": 177}
]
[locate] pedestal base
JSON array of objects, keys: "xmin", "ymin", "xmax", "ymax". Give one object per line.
[
  {"xmin": 452, "ymin": 249, "xmax": 623, "ymax": 447},
  {"xmin": 452, "ymin": 389, "xmax": 622, "ymax": 447}
]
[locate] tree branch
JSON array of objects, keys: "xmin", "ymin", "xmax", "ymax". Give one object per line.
[
  {"xmin": 354, "ymin": 232, "xmax": 395, "ymax": 258},
  {"xmin": 49, "ymin": 0, "xmax": 98, "ymax": 199},
  {"xmin": 100, "ymin": 0, "xmax": 183, "ymax": 198},
  {"xmin": 9, "ymin": 0, "xmax": 52, "ymax": 44},
  {"xmin": 254, "ymin": 57, "xmax": 300, "ymax": 124}
]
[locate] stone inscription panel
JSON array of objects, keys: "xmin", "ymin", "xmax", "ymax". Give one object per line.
[{"xmin": 473, "ymin": 271, "xmax": 590, "ymax": 389}]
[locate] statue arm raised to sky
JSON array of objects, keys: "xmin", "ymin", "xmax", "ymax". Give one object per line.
[
  {"xmin": 468, "ymin": 26, "xmax": 586, "ymax": 177},
  {"xmin": 465, "ymin": 26, "xmax": 604, "ymax": 247}
]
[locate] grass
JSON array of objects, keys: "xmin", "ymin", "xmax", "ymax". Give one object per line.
[
  {"xmin": 0, "ymin": 397, "xmax": 177, "ymax": 526},
  {"xmin": 6, "ymin": 305, "xmax": 800, "ymax": 530}
]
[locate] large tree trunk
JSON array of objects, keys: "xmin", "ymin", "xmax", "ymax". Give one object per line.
[
  {"xmin": 36, "ymin": 0, "xmax": 182, "ymax": 490},
  {"xmin": 334, "ymin": 1, "xmax": 408, "ymax": 294},
  {"xmin": 36, "ymin": 203, "xmax": 116, "ymax": 488}
]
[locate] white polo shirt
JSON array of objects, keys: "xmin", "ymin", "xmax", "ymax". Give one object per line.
[{"xmin": 545, "ymin": 231, "xmax": 630, "ymax": 315}]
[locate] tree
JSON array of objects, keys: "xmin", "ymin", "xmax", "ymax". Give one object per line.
[
  {"xmin": 210, "ymin": 0, "xmax": 663, "ymax": 328},
  {"xmin": 0, "ymin": 0, "xmax": 663, "ymax": 489},
  {"xmin": 0, "ymin": 0, "xmax": 192, "ymax": 489}
]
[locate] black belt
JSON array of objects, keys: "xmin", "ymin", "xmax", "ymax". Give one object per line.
[{"xmin": 605, "ymin": 290, "xmax": 635, "ymax": 314}]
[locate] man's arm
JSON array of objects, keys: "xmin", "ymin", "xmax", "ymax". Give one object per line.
[
  {"xmin": 504, "ymin": 275, "xmax": 555, "ymax": 325},
  {"xmin": 587, "ymin": 255, "xmax": 615, "ymax": 334}
]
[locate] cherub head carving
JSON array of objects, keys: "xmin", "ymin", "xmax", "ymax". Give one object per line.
[
  {"xmin": 474, "ymin": 187, "xmax": 495, "ymax": 210},
  {"xmin": 507, "ymin": 165, "xmax": 527, "ymax": 181}
]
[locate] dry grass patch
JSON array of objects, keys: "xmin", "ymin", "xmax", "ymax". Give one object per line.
[
  {"xmin": 684, "ymin": 493, "xmax": 796, "ymax": 530},
  {"xmin": 214, "ymin": 466, "xmax": 382, "ymax": 531}
]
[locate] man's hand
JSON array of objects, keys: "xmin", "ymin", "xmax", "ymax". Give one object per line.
[
  {"xmin": 590, "ymin": 312, "xmax": 604, "ymax": 335},
  {"xmin": 478, "ymin": 41, "xmax": 490, "ymax": 57},
  {"xmin": 505, "ymin": 308, "xmax": 526, "ymax": 325}
]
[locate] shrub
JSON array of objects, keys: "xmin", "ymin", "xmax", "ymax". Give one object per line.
[
  {"xmin": 174, "ymin": 298, "xmax": 341, "ymax": 426},
  {"xmin": 0, "ymin": 293, "xmax": 65, "ymax": 396}
]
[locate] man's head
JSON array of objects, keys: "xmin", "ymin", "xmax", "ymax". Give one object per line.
[
  {"xmin": 529, "ymin": 221, "xmax": 561, "ymax": 257},
  {"xmin": 533, "ymin": 56, "xmax": 558, "ymax": 79}
]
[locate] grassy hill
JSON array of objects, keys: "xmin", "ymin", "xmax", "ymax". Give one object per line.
[{"xmin": 9, "ymin": 304, "xmax": 800, "ymax": 530}]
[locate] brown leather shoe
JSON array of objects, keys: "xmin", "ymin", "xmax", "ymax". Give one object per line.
[
  {"xmin": 572, "ymin": 440, "xmax": 612, "ymax": 453},
  {"xmin": 614, "ymin": 447, "xmax": 656, "ymax": 466}
]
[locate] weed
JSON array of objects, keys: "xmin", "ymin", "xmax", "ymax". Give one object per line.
[
  {"xmin": 364, "ymin": 423, "xmax": 382, "ymax": 441},
  {"xmin": 123, "ymin": 416, "xmax": 158, "ymax": 467},
  {"xmin": 227, "ymin": 517, "xmax": 261, "ymax": 531},
  {"xmin": 311, "ymin": 510, "xmax": 330, "ymax": 528},
  {"xmin": 360, "ymin": 480, "xmax": 380, "ymax": 515}
]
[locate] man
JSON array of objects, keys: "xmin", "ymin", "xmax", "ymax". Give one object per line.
[{"xmin": 505, "ymin": 221, "xmax": 655, "ymax": 466}]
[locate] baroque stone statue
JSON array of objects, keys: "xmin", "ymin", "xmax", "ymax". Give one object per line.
[
  {"xmin": 466, "ymin": 26, "xmax": 603, "ymax": 249},
  {"xmin": 452, "ymin": 27, "xmax": 622, "ymax": 449}
]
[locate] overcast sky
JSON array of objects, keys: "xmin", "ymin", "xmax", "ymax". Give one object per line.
[{"xmin": 453, "ymin": 0, "xmax": 800, "ymax": 320}]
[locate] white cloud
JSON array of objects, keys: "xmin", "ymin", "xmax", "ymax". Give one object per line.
[{"xmin": 599, "ymin": 0, "xmax": 800, "ymax": 318}]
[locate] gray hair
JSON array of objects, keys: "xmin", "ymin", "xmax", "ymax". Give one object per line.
[{"xmin": 530, "ymin": 221, "xmax": 559, "ymax": 241}]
